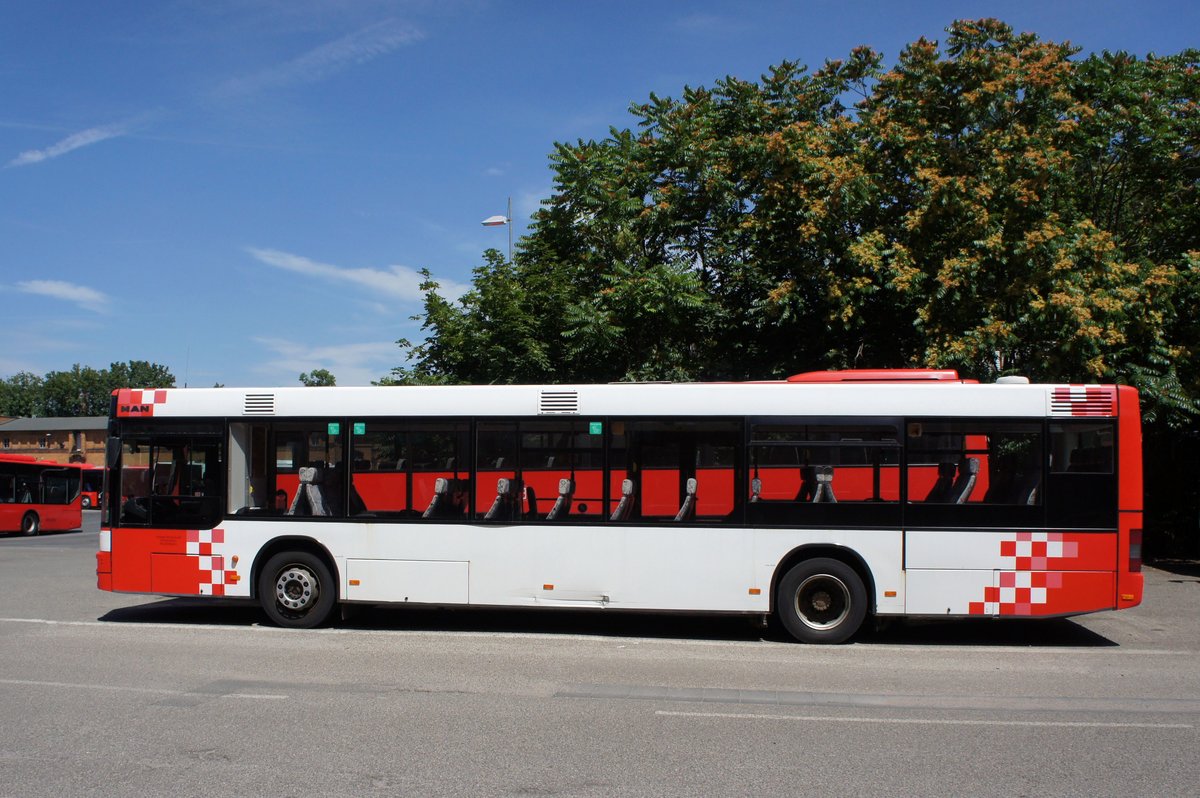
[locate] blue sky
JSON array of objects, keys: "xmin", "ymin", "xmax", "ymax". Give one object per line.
[{"xmin": 3, "ymin": 1, "xmax": 1197, "ymax": 387}]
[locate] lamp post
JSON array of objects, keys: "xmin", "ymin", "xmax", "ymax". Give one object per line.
[{"xmin": 481, "ymin": 196, "xmax": 513, "ymax": 263}]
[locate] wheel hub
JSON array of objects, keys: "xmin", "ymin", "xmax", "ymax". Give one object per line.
[
  {"xmin": 794, "ymin": 574, "xmax": 850, "ymax": 630},
  {"xmin": 275, "ymin": 566, "xmax": 318, "ymax": 612}
]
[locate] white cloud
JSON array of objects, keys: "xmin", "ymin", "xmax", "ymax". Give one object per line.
[
  {"xmin": 7, "ymin": 123, "xmax": 128, "ymax": 168},
  {"xmin": 15, "ymin": 280, "xmax": 110, "ymax": 313},
  {"xmin": 215, "ymin": 19, "xmax": 424, "ymax": 98},
  {"xmin": 246, "ymin": 246, "xmax": 471, "ymax": 301},
  {"xmin": 254, "ymin": 336, "xmax": 401, "ymax": 386}
]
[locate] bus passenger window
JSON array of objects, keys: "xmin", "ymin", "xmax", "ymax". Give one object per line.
[
  {"xmin": 614, "ymin": 420, "xmax": 741, "ymax": 524},
  {"xmin": 410, "ymin": 423, "xmax": 470, "ymax": 520},
  {"xmin": 519, "ymin": 420, "xmax": 603, "ymax": 521},
  {"xmin": 746, "ymin": 421, "xmax": 900, "ymax": 527}
]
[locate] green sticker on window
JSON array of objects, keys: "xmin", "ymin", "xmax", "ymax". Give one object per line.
[
  {"xmin": 353, "ymin": 422, "xmax": 366, "ymax": 435},
  {"xmin": 589, "ymin": 421, "xmax": 603, "ymax": 435},
  {"xmin": 327, "ymin": 422, "xmax": 341, "ymax": 435}
]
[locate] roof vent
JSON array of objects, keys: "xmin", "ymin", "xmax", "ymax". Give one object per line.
[
  {"xmin": 539, "ymin": 390, "xmax": 579, "ymax": 415},
  {"xmin": 996, "ymin": 376, "xmax": 1030, "ymax": 385},
  {"xmin": 244, "ymin": 393, "xmax": 276, "ymax": 415}
]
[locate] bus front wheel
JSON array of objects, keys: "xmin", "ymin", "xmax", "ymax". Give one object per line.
[
  {"xmin": 258, "ymin": 551, "xmax": 336, "ymax": 629},
  {"xmin": 776, "ymin": 558, "xmax": 867, "ymax": 644},
  {"xmin": 21, "ymin": 512, "xmax": 40, "ymax": 536}
]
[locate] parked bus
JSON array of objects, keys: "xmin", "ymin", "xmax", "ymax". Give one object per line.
[
  {"xmin": 80, "ymin": 464, "xmax": 104, "ymax": 509},
  {"xmin": 97, "ymin": 371, "xmax": 1143, "ymax": 643},
  {"xmin": 1, "ymin": 454, "xmax": 83, "ymax": 536}
]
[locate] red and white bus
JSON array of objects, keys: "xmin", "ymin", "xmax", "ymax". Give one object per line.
[
  {"xmin": 1, "ymin": 454, "xmax": 83, "ymax": 536},
  {"xmin": 96, "ymin": 371, "xmax": 1143, "ymax": 642},
  {"xmin": 80, "ymin": 464, "xmax": 104, "ymax": 509}
]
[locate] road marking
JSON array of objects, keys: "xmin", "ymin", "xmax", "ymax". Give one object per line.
[
  {"xmin": 0, "ymin": 678, "xmax": 288, "ymax": 701},
  {"xmin": 654, "ymin": 710, "xmax": 1193, "ymax": 730}
]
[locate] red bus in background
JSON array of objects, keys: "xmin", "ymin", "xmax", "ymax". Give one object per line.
[
  {"xmin": 0, "ymin": 454, "xmax": 83, "ymax": 535},
  {"xmin": 80, "ymin": 464, "xmax": 104, "ymax": 509}
]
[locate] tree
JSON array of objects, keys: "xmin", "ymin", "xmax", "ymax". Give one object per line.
[
  {"xmin": 0, "ymin": 372, "xmax": 46, "ymax": 417},
  {"xmin": 299, "ymin": 369, "xmax": 337, "ymax": 387},
  {"xmin": 0, "ymin": 361, "xmax": 176, "ymax": 417},
  {"xmin": 396, "ymin": 20, "xmax": 1198, "ymax": 421}
]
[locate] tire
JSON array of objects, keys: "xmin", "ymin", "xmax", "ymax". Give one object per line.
[
  {"xmin": 21, "ymin": 512, "xmax": 41, "ymax": 536},
  {"xmin": 258, "ymin": 551, "xmax": 336, "ymax": 629},
  {"xmin": 776, "ymin": 557, "xmax": 868, "ymax": 644}
]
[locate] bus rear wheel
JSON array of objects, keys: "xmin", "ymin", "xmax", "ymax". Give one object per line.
[
  {"xmin": 776, "ymin": 558, "xmax": 867, "ymax": 644},
  {"xmin": 21, "ymin": 512, "xmax": 40, "ymax": 536},
  {"xmin": 258, "ymin": 551, "xmax": 336, "ymax": 629}
]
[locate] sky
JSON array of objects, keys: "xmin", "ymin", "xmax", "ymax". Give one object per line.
[{"xmin": 2, "ymin": 1, "xmax": 1197, "ymax": 388}]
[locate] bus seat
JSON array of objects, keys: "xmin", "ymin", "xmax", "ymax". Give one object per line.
[
  {"xmin": 946, "ymin": 457, "xmax": 979, "ymax": 504},
  {"xmin": 484, "ymin": 477, "xmax": 521, "ymax": 521},
  {"xmin": 924, "ymin": 462, "xmax": 957, "ymax": 502},
  {"xmin": 610, "ymin": 479, "xmax": 635, "ymax": 521},
  {"xmin": 287, "ymin": 467, "xmax": 330, "ymax": 516},
  {"xmin": 422, "ymin": 477, "xmax": 450, "ymax": 518},
  {"xmin": 547, "ymin": 478, "xmax": 575, "ymax": 520},
  {"xmin": 524, "ymin": 485, "xmax": 539, "ymax": 520},
  {"xmin": 674, "ymin": 478, "xmax": 697, "ymax": 521},
  {"xmin": 814, "ymin": 466, "xmax": 837, "ymax": 503}
]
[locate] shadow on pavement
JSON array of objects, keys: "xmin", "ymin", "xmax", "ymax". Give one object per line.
[
  {"xmin": 99, "ymin": 598, "xmax": 1117, "ymax": 647},
  {"xmin": 1149, "ymin": 559, "xmax": 1200, "ymax": 580}
]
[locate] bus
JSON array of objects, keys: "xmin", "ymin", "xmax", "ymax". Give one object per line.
[
  {"xmin": 1, "ymin": 454, "xmax": 83, "ymax": 536},
  {"xmin": 96, "ymin": 371, "xmax": 1144, "ymax": 643},
  {"xmin": 81, "ymin": 464, "xmax": 104, "ymax": 509}
]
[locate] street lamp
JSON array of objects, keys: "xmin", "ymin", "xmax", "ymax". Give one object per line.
[{"xmin": 481, "ymin": 196, "xmax": 512, "ymax": 263}]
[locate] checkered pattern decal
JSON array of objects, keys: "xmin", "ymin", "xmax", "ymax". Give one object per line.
[
  {"xmin": 115, "ymin": 388, "xmax": 170, "ymax": 417},
  {"xmin": 1050, "ymin": 386, "xmax": 1115, "ymax": 417},
  {"xmin": 186, "ymin": 528, "xmax": 239, "ymax": 596},
  {"xmin": 968, "ymin": 531, "xmax": 1112, "ymax": 616}
]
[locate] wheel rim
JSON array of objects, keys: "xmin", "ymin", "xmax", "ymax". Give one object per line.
[
  {"xmin": 274, "ymin": 565, "xmax": 320, "ymax": 615},
  {"xmin": 793, "ymin": 573, "xmax": 851, "ymax": 631},
  {"xmin": 22, "ymin": 514, "xmax": 37, "ymax": 534}
]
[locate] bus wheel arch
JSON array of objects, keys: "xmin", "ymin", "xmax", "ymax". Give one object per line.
[
  {"xmin": 21, "ymin": 511, "xmax": 40, "ymax": 536},
  {"xmin": 771, "ymin": 546, "xmax": 874, "ymax": 644},
  {"xmin": 253, "ymin": 538, "xmax": 339, "ymax": 629}
]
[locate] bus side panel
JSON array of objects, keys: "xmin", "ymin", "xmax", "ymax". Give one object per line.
[
  {"xmin": 109, "ymin": 527, "xmax": 245, "ymax": 597},
  {"xmin": 755, "ymin": 529, "xmax": 906, "ymax": 616},
  {"xmin": 5, "ymin": 500, "xmax": 83, "ymax": 533},
  {"xmin": 906, "ymin": 530, "xmax": 1118, "ymax": 616}
]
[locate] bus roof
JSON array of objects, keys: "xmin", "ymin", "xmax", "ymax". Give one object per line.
[{"xmin": 112, "ymin": 378, "xmax": 1122, "ymax": 421}]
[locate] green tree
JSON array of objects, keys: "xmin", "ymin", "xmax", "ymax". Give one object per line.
[
  {"xmin": 0, "ymin": 372, "xmax": 46, "ymax": 417},
  {"xmin": 396, "ymin": 18, "xmax": 1199, "ymax": 418},
  {"xmin": 299, "ymin": 369, "xmax": 337, "ymax": 387},
  {"xmin": 1, "ymin": 361, "xmax": 176, "ymax": 417}
]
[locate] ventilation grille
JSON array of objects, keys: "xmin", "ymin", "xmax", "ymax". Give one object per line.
[
  {"xmin": 244, "ymin": 393, "xmax": 276, "ymax": 415},
  {"xmin": 1050, "ymin": 387, "xmax": 1114, "ymax": 417},
  {"xmin": 539, "ymin": 390, "xmax": 580, "ymax": 415}
]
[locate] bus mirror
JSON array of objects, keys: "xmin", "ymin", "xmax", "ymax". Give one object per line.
[{"xmin": 106, "ymin": 437, "xmax": 122, "ymax": 468}]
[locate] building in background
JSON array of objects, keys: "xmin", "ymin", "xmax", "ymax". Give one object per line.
[{"xmin": 0, "ymin": 417, "xmax": 108, "ymax": 465}]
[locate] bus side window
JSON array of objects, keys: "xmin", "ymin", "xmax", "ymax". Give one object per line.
[
  {"xmin": 1047, "ymin": 422, "xmax": 1117, "ymax": 529},
  {"xmin": 905, "ymin": 420, "xmax": 1044, "ymax": 528},
  {"xmin": 746, "ymin": 421, "xmax": 900, "ymax": 527}
]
